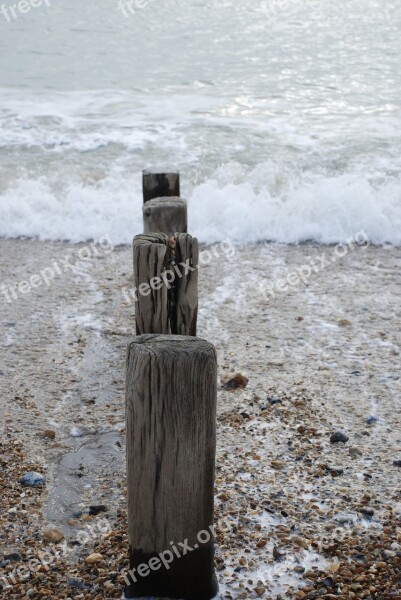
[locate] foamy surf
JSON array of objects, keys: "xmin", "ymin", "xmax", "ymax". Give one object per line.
[{"xmin": 1, "ymin": 162, "xmax": 401, "ymax": 245}]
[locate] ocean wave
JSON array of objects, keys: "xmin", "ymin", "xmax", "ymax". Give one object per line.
[{"xmin": 1, "ymin": 163, "xmax": 400, "ymax": 245}]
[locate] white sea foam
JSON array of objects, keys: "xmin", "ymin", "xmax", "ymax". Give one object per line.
[{"xmin": 1, "ymin": 161, "xmax": 401, "ymax": 245}]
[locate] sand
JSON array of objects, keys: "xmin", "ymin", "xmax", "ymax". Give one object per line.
[{"xmin": 1, "ymin": 238, "xmax": 401, "ymax": 599}]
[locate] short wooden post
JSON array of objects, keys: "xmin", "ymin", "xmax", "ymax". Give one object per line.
[
  {"xmin": 125, "ymin": 334, "xmax": 218, "ymax": 600},
  {"xmin": 143, "ymin": 169, "xmax": 180, "ymax": 203},
  {"xmin": 143, "ymin": 196, "xmax": 187, "ymax": 235},
  {"xmin": 133, "ymin": 233, "xmax": 198, "ymax": 336}
]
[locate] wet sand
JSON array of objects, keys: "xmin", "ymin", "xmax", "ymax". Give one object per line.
[{"xmin": 1, "ymin": 238, "xmax": 401, "ymax": 599}]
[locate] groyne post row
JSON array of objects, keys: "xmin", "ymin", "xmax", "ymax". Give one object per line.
[
  {"xmin": 125, "ymin": 171, "xmax": 218, "ymax": 600},
  {"xmin": 142, "ymin": 169, "xmax": 187, "ymax": 235}
]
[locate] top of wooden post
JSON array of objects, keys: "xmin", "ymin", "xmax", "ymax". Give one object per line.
[
  {"xmin": 142, "ymin": 169, "xmax": 180, "ymax": 203},
  {"xmin": 128, "ymin": 333, "xmax": 214, "ymax": 357}
]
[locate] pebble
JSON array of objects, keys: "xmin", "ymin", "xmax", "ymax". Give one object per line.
[
  {"xmin": 366, "ymin": 416, "xmax": 378, "ymax": 425},
  {"xmin": 338, "ymin": 318, "xmax": 352, "ymax": 327},
  {"xmin": 43, "ymin": 527, "xmax": 65, "ymax": 543},
  {"xmin": 349, "ymin": 447, "xmax": 363, "ymax": 457},
  {"xmin": 326, "ymin": 465, "xmax": 344, "ymax": 476},
  {"xmin": 360, "ymin": 507, "xmax": 374, "ymax": 517},
  {"xmin": 222, "ymin": 373, "xmax": 249, "ymax": 390},
  {"xmin": 267, "ymin": 396, "xmax": 282, "ymax": 405},
  {"xmin": 4, "ymin": 553, "xmax": 21, "ymax": 562},
  {"xmin": 330, "ymin": 431, "xmax": 349, "ymax": 444},
  {"xmin": 393, "ymin": 460, "xmax": 401, "ymax": 467},
  {"xmin": 20, "ymin": 472, "xmax": 46, "ymax": 487},
  {"xmin": 37, "ymin": 430, "xmax": 56, "ymax": 439},
  {"xmin": 85, "ymin": 553, "xmax": 103, "ymax": 565},
  {"xmin": 67, "ymin": 577, "xmax": 86, "ymax": 589},
  {"xmin": 88, "ymin": 505, "xmax": 108, "ymax": 516}
]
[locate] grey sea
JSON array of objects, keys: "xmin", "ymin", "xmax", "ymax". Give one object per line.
[{"xmin": 0, "ymin": 0, "xmax": 401, "ymax": 244}]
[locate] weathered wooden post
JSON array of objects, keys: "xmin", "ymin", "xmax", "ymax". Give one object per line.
[
  {"xmin": 174, "ymin": 233, "xmax": 198, "ymax": 336},
  {"xmin": 133, "ymin": 233, "xmax": 198, "ymax": 336},
  {"xmin": 143, "ymin": 169, "xmax": 180, "ymax": 203},
  {"xmin": 143, "ymin": 196, "xmax": 187, "ymax": 235},
  {"xmin": 125, "ymin": 334, "xmax": 218, "ymax": 600}
]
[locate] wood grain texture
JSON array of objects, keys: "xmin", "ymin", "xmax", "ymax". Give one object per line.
[
  {"xmin": 173, "ymin": 233, "xmax": 198, "ymax": 336},
  {"xmin": 143, "ymin": 196, "xmax": 187, "ymax": 235},
  {"xmin": 133, "ymin": 233, "xmax": 198, "ymax": 337},
  {"xmin": 126, "ymin": 334, "xmax": 218, "ymax": 599},
  {"xmin": 133, "ymin": 234, "xmax": 169, "ymax": 335},
  {"xmin": 143, "ymin": 170, "xmax": 180, "ymax": 203}
]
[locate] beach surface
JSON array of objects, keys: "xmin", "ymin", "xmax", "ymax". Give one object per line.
[{"xmin": 1, "ymin": 238, "xmax": 401, "ymax": 599}]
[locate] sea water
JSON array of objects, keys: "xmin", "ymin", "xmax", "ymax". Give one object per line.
[{"xmin": 1, "ymin": 0, "xmax": 401, "ymax": 244}]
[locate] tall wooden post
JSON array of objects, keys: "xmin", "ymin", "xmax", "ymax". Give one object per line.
[
  {"xmin": 133, "ymin": 233, "xmax": 169, "ymax": 335},
  {"xmin": 125, "ymin": 334, "xmax": 218, "ymax": 600},
  {"xmin": 174, "ymin": 233, "xmax": 198, "ymax": 336},
  {"xmin": 133, "ymin": 233, "xmax": 198, "ymax": 336},
  {"xmin": 143, "ymin": 170, "xmax": 180, "ymax": 203},
  {"xmin": 143, "ymin": 197, "xmax": 187, "ymax": 235}
]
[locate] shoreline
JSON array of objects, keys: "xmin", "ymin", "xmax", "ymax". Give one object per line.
[{"xmin": 1, "ymin": 238, "xmax": 401, "ymax": 599}]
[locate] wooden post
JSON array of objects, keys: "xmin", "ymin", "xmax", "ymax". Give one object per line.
[
  {"xmin": 173, "ymin": 233, "xmax": 198, "ymax": 336},
  {"xmin": 133, "ymin": 233, "xmax": 169, "ymax": 335},
  {"xmin": 143, "ymin": 197, "xmax": 187, "ymax": 235},
  {"xmin": 143, "ymin": 170, "xmax": 180, "ymax": 203},
  {"xmin": 125, "ymin": 334, "xmax": 218, "ymax": 600},
  {"xmin": 133, "ymin": 233, "xmax": 198, "ymax": 336}
]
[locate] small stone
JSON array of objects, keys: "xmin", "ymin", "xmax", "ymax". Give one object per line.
[
  {"xmin": 4, "ymin": 553, "xmax": 21, "ymax": 562},
  {"xmin": 67, "ymin": 577, "xmax": 86, "ymax": 589},
  {"xmin": 323, "ymin": 577, "xmax": 334, "ymax": 588},
  {"xmin": 271, "ymin": 460, "xmax": 285, "ymax": 470},
  {"xmin": 43, "ymin": 528, "xmax": 65, "ymax": 543},
  {"xmin": 294, "ymin": 565, "xmax": 305, "ymax": 573},
  {"xmin": 85, "ymin": 553, "xmax": 103, "ymax": 565},
  {"xmin": 255, "ymin": 587, "xmax": 265, "ymax": 597},
  {"xmin": 267, "ymin": 396, "xmax": 282, "ymax": 405},
  {"xmin": 329, "ymin": 562, "xmax": 340, "ymax": 573},
  {"xmin": 349, "ymin": 447, "xmax": 362, "ymax": 457},
  {"xmin": 88, "ymin": 505, "xmax": 107, "ymax": 516},
  {"xmin": 37, "ymin": 430, "xmax": 56, "ymax": 439},
  {"xmin": 293, "ymin": 535, "xmax": 309, "ymax": 549},
  {"xmin": 326, "ymin": 465, "xmax": 344, "ymax": 476},
  {"xmin": 21, "ymin": 472, "xmax": 46, "ymax": 487},
  {"xmin": 366, "ymin": 416, "xmax": 378, "ymax": 425},
  {"xmin": 338, "ymin": 319, "xmax": 352, "ymax": 327},
  {"xmin": 256, "ymin": 539, "xmax": 267, "ymax": 548},
  {"xmin": 222, "ymin": 373, "xmax": 249, "ymax": 390},
  {"xmin": 360, "ymin": 507, "xmax": 374, "ymax": 517},
  {"xmin": 330, "ymin": 431, "xmax": 349, "ymax": 444},
  {"xmin": 273, "ymin": 546, "xmax": 285, "ymax": 561},
  {"xmin": 393, "ymin": 460, "xmax": 401, "ymax": 467}
]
